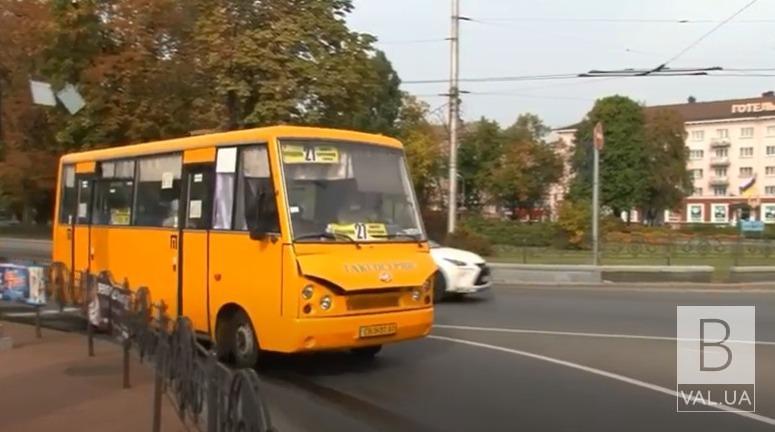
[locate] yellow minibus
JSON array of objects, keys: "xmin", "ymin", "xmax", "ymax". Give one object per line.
[{"xmin": 52, "ymin": 126, "xmax": 435, "ymax": 367}]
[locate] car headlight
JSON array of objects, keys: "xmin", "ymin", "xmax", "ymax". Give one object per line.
[
  {"xmin": 320, "ymin": 295, "xmax": 332, "ymax": 311},
  {"xmin": 443, "ymin": 257, "xmax": 467, "ymax": 266},
  {"xmin": 302, "ymin": 285, "xmax": 314, "ymax": 300}
]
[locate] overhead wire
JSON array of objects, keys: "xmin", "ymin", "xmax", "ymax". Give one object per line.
[{"xmin": 661, "ymin": 0, "xmax": 761, "ymax": 66}]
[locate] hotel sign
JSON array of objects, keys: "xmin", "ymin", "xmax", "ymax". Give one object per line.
[{"xmin": 731, "ymin": 102, "xmax": 775, "ymax": 114}]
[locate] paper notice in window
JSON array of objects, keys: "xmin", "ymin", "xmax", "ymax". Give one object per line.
[
  {"xmin": 161, "ymin": 172, "xmax": 174, "ymax": 189},
  {"xmin": 193, "ymin": 173, "xmax": 203, "ymax": 183},
  {"xmin": 189, "ymin": 200, "xmax": 202, "ymax": 219},
  {"xmin": 78, "ymin": 203, "xmax": 87, "ymax": 218}
]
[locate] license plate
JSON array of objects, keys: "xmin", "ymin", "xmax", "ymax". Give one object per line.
[{"xmin": 359, "ymin": 323, "xmax": 397, "ymax": 338}]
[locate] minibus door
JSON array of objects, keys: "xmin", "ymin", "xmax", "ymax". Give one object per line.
[
  {"xmin": 179, "ymin": 161, "xmax": 215, "ymax": 334},
  {"xmin": 73, "ymin": 166, "xmax": 94, "ymax": 293}
]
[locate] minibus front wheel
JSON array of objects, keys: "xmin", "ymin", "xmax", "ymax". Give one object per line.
[{"xmin": 216, "ymin": 308, "xmax": 259, "ymax": 368}]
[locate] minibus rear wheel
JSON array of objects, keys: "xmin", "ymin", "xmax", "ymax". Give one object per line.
[{"xmin": 217, "ymin": 309, "xmax": 259, "ymax": 368}]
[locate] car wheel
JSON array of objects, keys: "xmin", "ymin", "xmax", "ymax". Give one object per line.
[
  {"xmin": 217, "ymin": 309, "xmax": 260, "ymax": 368},
  {"xmin": 351, "ymin": 345, "xmax": 382, "ymax": 358},
  {"xmin": 434, "ymin": 270, "xmax": 448, "ymax": 302}
]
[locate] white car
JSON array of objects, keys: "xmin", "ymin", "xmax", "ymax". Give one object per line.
[{"xmin": 429, "ymin": 241, "xmax": 492, "ymax": 300}]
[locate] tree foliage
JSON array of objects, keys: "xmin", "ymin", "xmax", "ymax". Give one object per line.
[
  {"xmin": 458, "ymin": 118, "xmax": 503, "ymax": 210},
  {"xmin": 640, "ymin": 108, "xmax": 692, "ymax": 223},
  {"xmin": 395, "ymin": 95, "xmax": 441, "ymax": 207},
  {"xmin": 487, "ymin": 114, "xmax": 562, "ymax": 215},
  {"xmin": 569, "ymin": 96, "xmax": 649, "ymax": 218},
  {"xmin": 0, "ymin": 0, "xmax": 406, "ymax": 222},
  {"xmin": 569, "ymin": 96, "xmax": 690, "ymax": 223}
]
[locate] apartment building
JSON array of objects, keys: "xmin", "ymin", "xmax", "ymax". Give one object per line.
[{"xmin": 552, "ymin": 93, "xmax": 775, "ymax": 224}]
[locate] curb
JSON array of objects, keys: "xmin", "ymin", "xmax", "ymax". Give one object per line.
[{"xmin": 493, "ymin": 281, "xmax": 775, "ymax": 291}]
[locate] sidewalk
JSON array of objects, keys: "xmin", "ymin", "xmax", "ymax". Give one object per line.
[{"xmin": 0, "ymin": 321, "xmax": 187, "ymax": 432}]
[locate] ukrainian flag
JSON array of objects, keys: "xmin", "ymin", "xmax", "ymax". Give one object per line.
[{"xmin": 739, "ymin": 174, "xmax": 757, "ymax": 198}]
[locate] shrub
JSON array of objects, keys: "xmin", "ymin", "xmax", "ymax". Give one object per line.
[
  {"xmin": 460, "ymin": 217, "xmax": 560, "ymax": 247},
  {"xmin": 445, "ymin": 227, "xmax": 493, "ymax": 256},
  {"xmin": 556, "ymin": 199, "xmax": 591, "ymax": 249}
]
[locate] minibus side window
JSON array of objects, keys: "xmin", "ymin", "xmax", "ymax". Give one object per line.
[
  {"xmin": 134, "ymin": 154, "xmax": 182, "ymax": 228},
  {"xmin": 93, "ymin": 160, "xmax": 135, "ymax": 226},
  {"xmin": 213, "ymin": 147, "xmax": 237, "ymax": 230},
  {"xmin": 59, "ymin": 165, "xmax": 77, "ymax": 224},
  {"xmin": 235, "ymin": 145, "xmax": 279, "ymax": 232}
]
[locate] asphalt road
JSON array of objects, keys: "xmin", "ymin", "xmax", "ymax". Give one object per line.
[
  {"xmin": 258, "ymin": 286, "xmax": 775, "ymax": 432},
  {"xmin": 3, "ymin": 238, "xmax": 775, "ymax": 431}
]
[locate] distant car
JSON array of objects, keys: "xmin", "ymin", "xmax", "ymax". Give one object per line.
[{"xmin": 429, "ymin": 240, "xmax": 492, "ymax": 300}]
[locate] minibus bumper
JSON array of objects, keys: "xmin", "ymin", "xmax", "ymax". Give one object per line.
[{"xmin": 287, "ymin": 307, "xmax": 433, "ymax": 352}]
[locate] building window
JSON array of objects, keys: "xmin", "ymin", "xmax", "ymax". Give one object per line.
[
  {"xmin": 691, "ymin": 130, "xmax": 704, "ymax": 141},
  {"xmin": 768, "ymin": 146, "xmax": 775, "ymax": 156},
  {"xmin": 740, "ymin": 147, "xmax": 754, "ymax": 158},
  {"xmin": 766, "ymin": 186, "xmax": 775, "ymax": 196},
  {"xmin": 689, "ymin": 149, "xmax": 704, "ymax": 160},
  {"xmin": 768, "ymin": 126, "xmax": 775, "ymax": 137},
  {"xmin": 716, "ymin": 129, "xmax": 729, "ymax": 139},
  {"xmin": 693, "ymin": 187, "xmax": 703, "ymax": 196},
  {"xmin": 713, "ymin": 186, "xmax": 727, "ymax": 196},
  {"xmin": 740, "ymin": 167, "xmax": 753, "ymax": 177},
  {"xmin": 711, "ymin": 204, "xmax": 728, "ymax": 223},
  {"xmin": 714, "ymin": 148, "xmax": 728, "ymax": 157},
  {"xmin": 740, "ymin": 127, "xmax": 754, "ymax": 138},
  {"xmin": 714, "ymin": 167, "xmax": 728, "ymax": 177},
  {"xmin": 692, "ymin": 169, "xmax": 703, "ymax": 180},
  {"xmin": 766, "ymin": 166, "xmax": 775, "ymax": 176}
]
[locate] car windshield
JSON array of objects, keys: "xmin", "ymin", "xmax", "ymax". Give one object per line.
[{"xmin": 280, "ymin": 140, "xmax": 425, "ymax": 242}]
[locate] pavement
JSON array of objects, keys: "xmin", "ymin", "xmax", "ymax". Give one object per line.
[{"xmin": 0, "ymin": 320, "xmax": 186, "ymax": 432}]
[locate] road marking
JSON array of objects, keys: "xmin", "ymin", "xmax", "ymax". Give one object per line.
[
  {"xmin": 434, "ymin": 324, "xmax": 775, "ymax": 346},
  {"xmin": 2, "ymin": 307, "xmax": 79, "ymax": 318},
  {"xmin": 429, "ymin": 335, "xmax": 775, "ymax": 426}
]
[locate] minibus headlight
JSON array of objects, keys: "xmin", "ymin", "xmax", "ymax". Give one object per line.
[
  {"xmin": 302, "ymin": 285, "xmax": 314, "ymax": 300},
  {"xmin": 320, "ymin": 295, "xmax": 333, "ymax": 311},
  {"xmin": 422, "ymin": 276, "xmax": 433, "ymax": 292},
  {"xmin": 411, "ymin": 288, "xmax": 422, "ymax": 301}
]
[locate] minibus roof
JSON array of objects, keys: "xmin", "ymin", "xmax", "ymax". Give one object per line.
[{"xmin": 60, "ymin": 125, "xmax": 402, "ymax": 163}]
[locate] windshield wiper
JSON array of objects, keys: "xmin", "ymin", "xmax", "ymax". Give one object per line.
[
  {"xmin": 372, "ymin": 233, "xmax": 423, "ymax": 242},
  {"xmin": 294, "ymin": 232, "xmax": 356, "ymax": 243}
]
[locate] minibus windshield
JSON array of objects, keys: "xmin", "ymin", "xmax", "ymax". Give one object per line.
[{"xmin": 280, "ymin": 140, "xmax": 425, "ymax": 242}]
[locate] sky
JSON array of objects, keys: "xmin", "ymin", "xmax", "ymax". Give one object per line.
[{"xmin": 348, "ymin": 0, "xmax": 775, "ymax": 129}]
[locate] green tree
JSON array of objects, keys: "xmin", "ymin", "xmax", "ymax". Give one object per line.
[
  {"xmin": 485, "ymin": 114, "xmax": 562, "ymax": 216},
  {"xmin": 640, "ymin": 108, "xmax": 692, "ymax": 223},
  {"xmin": 569, "ymin": 96, "xmax": 649, "ymax": 219},
  {"xmin": 190, "ymin": 0, "xmax": 378, "ymax": 130},
  {"xmin": 502, "ymin": 112, "xmax": 550, "ymax": 143},
  {"xmin": 350, "ymin": 50, "xmax": 402, "ymax": 134},
  {"xmin": 395, "ymin": 95, "xmax": 441, "ymax": 207},
  {"xmin": 458, "ymin": 117, "xmax": 503, "ymax": 210}
]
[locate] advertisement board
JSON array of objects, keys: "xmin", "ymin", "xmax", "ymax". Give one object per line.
[{"xmin": 0, "ymin": 264, "xmax": 46, "ymax": 305}]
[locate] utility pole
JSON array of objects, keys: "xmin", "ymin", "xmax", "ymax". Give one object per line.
[
  {"xmin": 592, "ymin": 122, "xmax": 604, "ymax": 266},
  {"xmin": 447, "ymin": 0, "xmax": 460, "ymax": 234}
]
